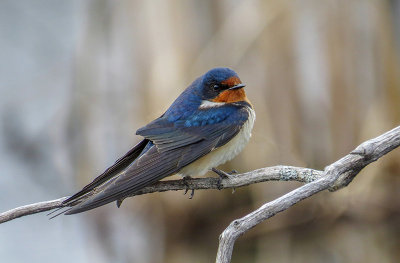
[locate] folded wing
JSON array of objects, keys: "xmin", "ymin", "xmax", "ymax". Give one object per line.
[{"xmin": 65, "ymin": 104, "xmax": 250, "ymax": 214}]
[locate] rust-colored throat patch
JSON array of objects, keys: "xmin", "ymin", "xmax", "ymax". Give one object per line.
[
  {"xmin": 212, "ymin": 76, "xmax": 249, "ymax": 103},
  {"xmin": 212, "ymin": 88, "xmax": 248, "ymax": 103}
]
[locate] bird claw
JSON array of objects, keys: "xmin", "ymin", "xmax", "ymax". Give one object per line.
[
  {"xmin": 183, "ymin": 176, "xmax": 195, "ymax": 199},
  {"xmin": 188, "ymin": 189, "xmax": 195, "ymax": 199},
  {"xmin": 212, "ymin": 168, "xmax": 230, "ymax": 178},
  {"xmin": 212, "ymin": 168, "xmax": 237, "ymax": 190}
]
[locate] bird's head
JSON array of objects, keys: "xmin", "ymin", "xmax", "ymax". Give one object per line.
[{"xmin": 200, "ymin": 67, "xmax": 249, "ymax": 104}]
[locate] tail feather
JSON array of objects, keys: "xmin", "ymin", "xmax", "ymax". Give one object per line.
[
  {"xmin": 62, "ymin": 139, "xmax": 149, "ymax": 206},
  {"xmin": 64, "ymin": 197, "xmax": 115, "ymax": 215},
  {"xmin": 49, "ymin": 207, "xmax": 74, "ymax": 219}
]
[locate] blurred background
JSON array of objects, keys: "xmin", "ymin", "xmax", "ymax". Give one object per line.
[{"xmin": 1, "ymin": 0, "xmax": 400, "ymax": 262}]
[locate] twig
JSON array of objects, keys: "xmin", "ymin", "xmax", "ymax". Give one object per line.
[
  {"xmin": 216, "ymin": 125, "xmax": 400, "ymax": 263},
  {"xmin": 0, "ymin": 166, "xmax": 322, "ymax": 224},
  {"xmin": 0, "ymin": 197, "xmax": 68, "ymax": 224},
  {"xmin": 1, "ymin": 126, "xmax": 399, "ymax": 263}
]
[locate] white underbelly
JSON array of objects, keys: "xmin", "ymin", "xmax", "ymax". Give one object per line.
[{"xmin": 179, "ymin": 107, "xmax": 255, "ymax": 177}]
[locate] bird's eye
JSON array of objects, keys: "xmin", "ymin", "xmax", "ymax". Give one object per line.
[{"xmin": 213, "ymin": 85, "xmax": 220, "ymax": 91}]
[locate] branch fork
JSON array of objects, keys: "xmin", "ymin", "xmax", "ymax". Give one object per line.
[{"xmin": 0, "ymin": 126, "xmax": 399, "ymax": 263}]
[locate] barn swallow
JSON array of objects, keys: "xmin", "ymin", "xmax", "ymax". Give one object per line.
[{"xmin": 62, "ymin": 67, "xmax": 255, "ymax": 215}]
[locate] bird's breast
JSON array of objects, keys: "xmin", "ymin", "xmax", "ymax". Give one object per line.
[{"xmin": 179, "ymin": 106, "xmax": 255, "ymax": 177}]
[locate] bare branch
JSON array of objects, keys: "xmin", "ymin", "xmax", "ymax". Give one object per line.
[
  {"xmin": 0, "ymin": 166, "xmax": 322, "ymax": 224},
  {"xmin": 216, "ymin": 125, "xmax": 400, "ymax": 263},
  {"xmin": 0, "ymin": 197, "xmax": 68, "ymax": 224},
  {"xmin": 1, "ymin": 126, "xmax": 399, "ymax": 263}
]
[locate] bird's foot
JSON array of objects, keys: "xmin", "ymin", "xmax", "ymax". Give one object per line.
[
  {"xmin": 212, "ymin": 168, "xmax": 237, "ymax": 190},
  {"xmin": 183, "ymin": 176, "xmax": 195, "ymax": 199}
]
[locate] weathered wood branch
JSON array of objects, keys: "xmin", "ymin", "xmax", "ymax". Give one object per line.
[
  {"xmin": 216, "ymin": 125, "xmax": 400, "ymax": 263},
  {"xmin": 0, "ymin": 126, "xmax": 399, "ymax": 263},
  {"xmin": 0, "ymin": 166, "xmax": 322, "ymax": 224}
]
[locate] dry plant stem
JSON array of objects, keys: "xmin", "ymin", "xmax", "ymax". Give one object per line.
[
  {"xmin": 0, "ymin": 166, "xmax": 322, "ymax": 224},
  {"xmin": 216, "ymin": 125, "xmax": 400, "ymax": 263}
]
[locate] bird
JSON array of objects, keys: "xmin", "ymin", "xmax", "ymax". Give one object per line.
[{"xmin": 61, "ymin": 67, "xmax": 255, "ymax": 215}]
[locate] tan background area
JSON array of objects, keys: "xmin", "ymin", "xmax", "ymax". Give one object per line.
[{"xmin": 1, "ymin": 0, "xmax": 400, "ymax": 262}]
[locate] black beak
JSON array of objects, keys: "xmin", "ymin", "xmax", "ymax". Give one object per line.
[{"xmin": 229, "ymin": 83, "xmax": 246, "ymax": 90}]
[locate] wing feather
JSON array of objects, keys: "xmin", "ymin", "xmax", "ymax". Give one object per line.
[
  {"xmin": 63, "ymin": 139, "xmax": 150, "ymax": 205},
  {"xmin": 65, "ymin": 104, "xmax": 250, "ymax": 214}
]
